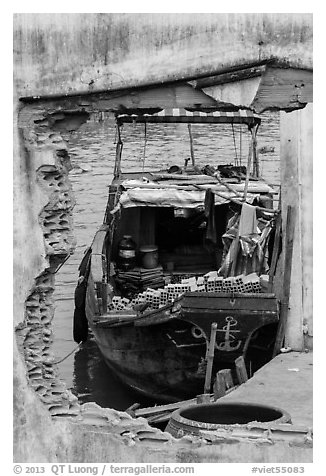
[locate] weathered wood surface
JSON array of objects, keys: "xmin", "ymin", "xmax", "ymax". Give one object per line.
[
  {"xmin": 91, "ymin": 224, "xmax": 110, "ymax": 283},
  {"xmin": 234, "ymin": 355, "xmax": 249, "ymax": 384},
  {"xmin": 196, "ymin": 394, "xmax": 211, "ymax": 404},
  {"xmin": 134, "ymin": 386, "xmax": 238, "ymax": 424},
  {"xmin": 193, "ymin": 65, "xmax": 267, "ymax": 89},
  {"xmin": 273, "ymin": 206, "xmax": 296, "ymax": 356},
  {"xmin": 268, "ymin": 210, "xmax": 282, "ymax": 293},
  {"xmin": 218, "ymin": 368, "xmax": 234, "ymax": 389},
  {"xmin": 204, "ymin": 323, "xmax": 218, "ymax": 394},
  {"xmin": 182, "ymin": 292, "xmax": 278, "ymax": 310},
  {"xmin": 213, "ymin": 372, "xmax": 226, "ymax": 400}
]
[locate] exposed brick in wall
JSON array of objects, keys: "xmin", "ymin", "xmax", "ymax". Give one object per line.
[{"xmin": 15, "ymin": 106, "xmax": 79, "ymax": 417}]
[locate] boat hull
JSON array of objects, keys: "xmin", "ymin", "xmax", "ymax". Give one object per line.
[
  {"xmin": 89, "ymin": 319, "xmax": 207, "ymax": 402},
  {"xmin": 85, "ymin": 282, "xmax": 279, "ymax": 402}
]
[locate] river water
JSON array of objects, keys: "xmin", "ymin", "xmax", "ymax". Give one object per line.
[{"xmin": 52, "ymin": 112, "xmax": 280, "ymax": 410}]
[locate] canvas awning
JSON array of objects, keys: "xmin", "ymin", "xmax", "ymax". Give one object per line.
[
  {"xmin": 116, "ymin": 108, "xmax": 261, "ymax": 128},
  {"xmin": 111, "ymin": 187, "xmax": 261, "ymax": 213}
]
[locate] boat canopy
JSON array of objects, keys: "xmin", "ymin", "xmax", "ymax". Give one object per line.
[
  {"xmin": 110, "ymin": 176, "xmax": 276, "ymax": 213},
  {"xmin": 116, "ymin": 108, "xmax": 261, "ymax": 128},
  {"xmin": 112, "ymin": 188, "xmax": 258, "ymax": 212}
]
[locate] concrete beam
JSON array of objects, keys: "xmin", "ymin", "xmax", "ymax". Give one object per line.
[
  {"xmin": 14, "ymin": 13, "xmax": 312, "ymax": 99},
  {"xmin": 201, "ymin": 66, "xmax": 313, "ymax": 112},
  {"xmin": 280, "ymin": 104, "xmax": 313, "ymax": 350}
]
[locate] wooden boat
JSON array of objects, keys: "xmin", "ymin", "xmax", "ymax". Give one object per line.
[{"xmin": 73, "ymin": 108, "xmax": 280, "ymax": 402}]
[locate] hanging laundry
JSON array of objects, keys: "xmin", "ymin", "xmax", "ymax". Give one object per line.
[
  {"xmin": 204, "ymin": 188, "xmax": 217, "ymax": 244},
  {"xmin": 238, "ymin": 203, "xmax": 258, "ymax": 237},
  {"xmin": 219, "ymin": 210, "xmax": 273, "ymax": 277}
]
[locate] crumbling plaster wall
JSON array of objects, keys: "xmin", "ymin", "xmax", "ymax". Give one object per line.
[{"xmin": 13, "ymin": 13, "xmax": 313, "ymax": 463}]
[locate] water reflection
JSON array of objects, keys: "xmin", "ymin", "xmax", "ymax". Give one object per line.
[{"xmin": 73, "ymin": 336, "xmax": 155, "ymax": 410}]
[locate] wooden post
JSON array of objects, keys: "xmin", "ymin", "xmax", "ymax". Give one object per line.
[
  {"xmin": 196, "ymin": 393, "xmax": 211, "ymax": 404},
  {"xmin": 204, "ymin": 322, "xmax": 217, "ymax": 394},
  {"xmin": 273, "ymin": 205, "xmax": 296, "ymax": 356},
  {"xmin": 251, "ymin": 126, "xmax": 260, "ymax": 178},
  {"xmin": 218, "ymin": 368, "xmax": 234, "ymax": 389},
  {"xmin": 213, "ymin": 372, "xmax": 226, "ymax": 400},
  {"xmin": 188, "ymin": 123, "xmax": 195, "ymax": 166},
  {"xmin": 113, "ymin": 123, "xmax": 123, "ymax": 178},
  {"xmin": 234, "ymin": 356, "xmax": 248, "ymax": 384},
  {"xmin": 268, "ymin": 208, "xmax": 282, "ymax": 293},
  {"xmin": 230, "ymin": 142, "xmax": 253, "ymax": 276}
]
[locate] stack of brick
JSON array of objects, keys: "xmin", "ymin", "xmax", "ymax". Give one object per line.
[{"xmin": 108, "ymin": 271, "xmax": 264, "ymax": 312}]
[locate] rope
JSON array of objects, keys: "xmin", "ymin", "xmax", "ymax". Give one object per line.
[
  {"xmin": 231, "ymin": 123, "xmax": 238, "ymax": 166},
  {"xmin": 53, "ymin": 342, "xmax": 82, "ymax": 365},
  {"xmin": 142, "ymin": 122, "xmax": 147, "ymax": 172},
  {"xmin": 239, "ymin": 124, "xmax": 242, "ymax": 167}
]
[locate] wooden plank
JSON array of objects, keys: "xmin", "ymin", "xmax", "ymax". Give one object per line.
[
  {"xmin": 196, "ymin": 394, "xmax": 211, "ymax": 404},
  {"xmin": 151, "ymin": 173, "xmax": 217, "ymax": 181},
  {"xmin": 234, "ymin": 356, "xmax": 248, "ymax": 384},
  {"xmin": 268, "ymin": 210, "xmax": 282, "ymax": 292},
  {"xmin": 204, "ymin": 322, "xmax": 218, "ymax": 393},
  {"xmin": 182, "ymin": 294, "xmax": 278, "ymax": 312},
  {"xmin": 218, "ymin": 368, "xmax": 234, "ymax": 389},
  {"xmin": 135, "ymin": 397, "xmax": 203, "ymax": 418},
  {"xmin": 210, "ymin": 189, "xmax": 277, "ymax": 213},
  {"xmin": 273, "ymin": 205, "xmax": 296, "ymax": 356},
  {"xmin": 213, "ymin": 372, "xmax": 226, "ymax": 400},
  {"xmin": 187, "ymin": 123, "xmax": 195, "ymax": 166},
  {"xmin": 91, "ymin": 225, "xmax": 110, "ymax": 283},
  {"xmin": 193, "ymin": 65, "xmax": 266, "ymax": 89},
  {"xmin": 134, "ymin": 386, "xmax": 238, "ymax": 423}
]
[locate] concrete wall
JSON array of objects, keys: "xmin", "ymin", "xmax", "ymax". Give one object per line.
[
  {"xmin": 13, "ymin": 13, "xmax": 313, "ymax": 463},
  {"xmin": 280, "ymin": 105, "xmax": 313, "ymax": 350},
  {"xmin": 14, "ymin": 13, "xmax": 312, "ymax": 98}
]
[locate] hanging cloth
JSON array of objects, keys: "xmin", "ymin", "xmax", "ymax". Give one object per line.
[
  {"xmin": 238, "ymin": 203, "xmax": 258, "ymax": 237},
  {"xmin": 204, "ymin": 188, "xmax": 217, "ymax": 244}
]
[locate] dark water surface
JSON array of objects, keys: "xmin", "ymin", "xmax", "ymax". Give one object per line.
[{"xmin": 52, "ymin": 113, "xmax": 280, "ymax": 410}]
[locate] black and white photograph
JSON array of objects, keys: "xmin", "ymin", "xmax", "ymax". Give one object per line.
[{"xmin": 11, "ymin": 8, "xmax": 315, "ymax": 472}]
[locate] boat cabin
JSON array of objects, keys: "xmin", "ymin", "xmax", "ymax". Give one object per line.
[{"xmin": 104, "ymin": 108, "xmax": 278, "ymax": 299}]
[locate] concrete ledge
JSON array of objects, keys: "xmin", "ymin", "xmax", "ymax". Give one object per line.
[{"xmin": 219, "ymin": 351, "xmax": 313, "ymax": 429}]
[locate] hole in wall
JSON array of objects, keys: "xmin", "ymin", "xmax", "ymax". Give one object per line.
[{"xmin": 16, "ymin": 99, "xmax": 282, "ymax": 442}]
